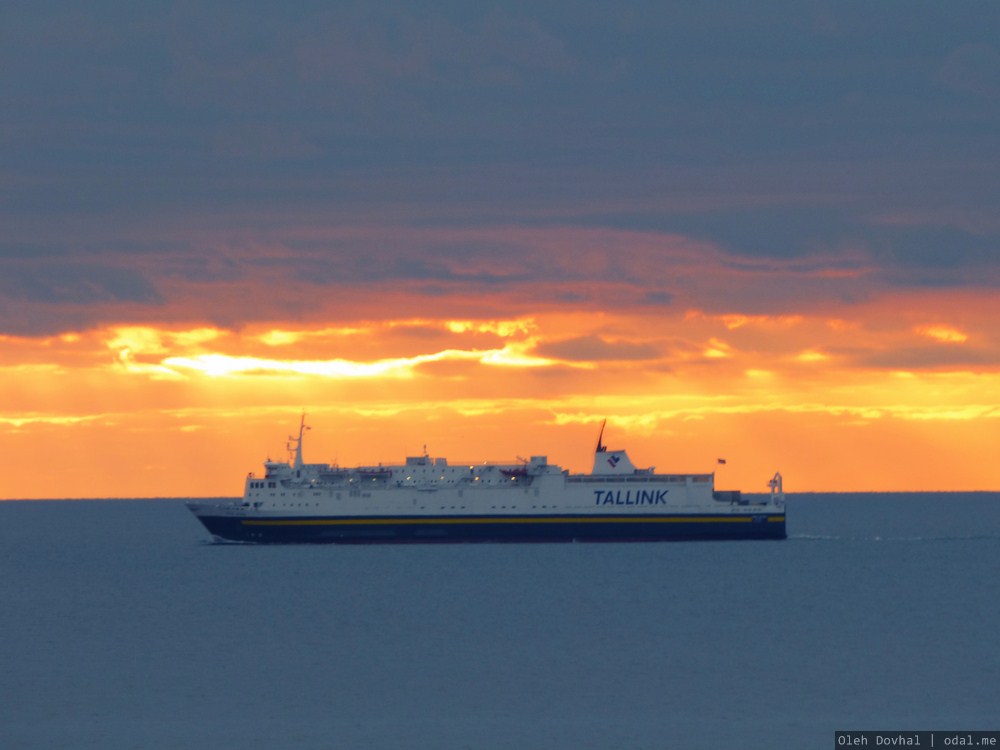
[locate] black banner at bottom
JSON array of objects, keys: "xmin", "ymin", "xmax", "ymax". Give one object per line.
[{"xmin": 836, "ymin": 732, "xmax": 999, "ymax": 748}]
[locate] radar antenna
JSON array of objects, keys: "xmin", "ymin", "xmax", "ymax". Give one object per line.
[{"xmin": 768, "ymin": 472, "xmax": 784, "ymax": 506}]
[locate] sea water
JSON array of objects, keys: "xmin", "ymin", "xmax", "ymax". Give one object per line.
[{"xmin": 1, "ymin": 494, "xmax": 998, "ymax": 750}]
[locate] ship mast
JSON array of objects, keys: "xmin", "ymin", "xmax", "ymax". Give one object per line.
[
  {"xmin": 595, "ymin": 418, "xmax": 607, "ymax": 453},
  {"xmin": 289, "ymin": 413, "xmax": 309, "ymax": 470}
]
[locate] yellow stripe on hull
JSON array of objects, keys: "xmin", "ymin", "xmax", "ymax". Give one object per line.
[{"xmin": 243, "ymin": 514, "xmax": 786, "ymax": 527}]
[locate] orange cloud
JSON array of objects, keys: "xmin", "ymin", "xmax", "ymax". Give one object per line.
[
  {"xmin": 1, "ymin": 290, "xmax": 999, "ymax": 498},
  {"xmin": 915, "ymin": 324, "xmax": 969, "ymax": 343}
]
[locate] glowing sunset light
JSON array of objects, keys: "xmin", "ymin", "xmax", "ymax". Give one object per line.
[
  {"xmin": 445, "ymin": 319, "xmax": 537, "ymax": 337},
  {"xmin": 702, "ymin": 338, "xmax": 734, "ymax": 359},
  {"xmin": 105, "ymin": 326, "xmax": 225, "ymax": 365},
  {"xmin": 796, "ymin": 350, "xmax": 830, "ymax": 363},
  {"xmin": 713, "ymin": 313, "xmax": 804, "ymax": 330},
  {"xmin": 257, "ymin": 330, "xmax": 308, "ymax": 346},
  {"xmin": 160, "ymin": 342, "xmax": 563, "ymax": 379},
  {"xmin": 115, "ymin": 350, "xmax": 185, "ymax": 380},
  {"xmin": 915, "ymin": 324, "xmax": 969, "ymax": 344}
]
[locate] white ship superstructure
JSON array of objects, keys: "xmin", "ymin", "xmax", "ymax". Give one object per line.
[{"xmin": 187, "ymin": 417, "xmax": 786, "ymax": 543}]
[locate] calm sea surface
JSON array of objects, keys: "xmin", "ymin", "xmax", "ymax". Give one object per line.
[{"xmin": 2, "ymin": 494, "xmax": 999, "ymax": 750}]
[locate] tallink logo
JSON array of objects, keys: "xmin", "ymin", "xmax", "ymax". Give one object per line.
[{"xmin": 594, "ymin": 489, "xmax": 669, "ymax": 505}]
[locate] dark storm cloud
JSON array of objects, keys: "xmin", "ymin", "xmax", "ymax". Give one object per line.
[
  {"xmin": 0, "ymin": 243, "xmax": 161, "ymax": 307},
  {"xmin": 535, "ymin": 335, "xmax": 662, "ymax": 363},
  {"xmin": 869, "ymin": 226, "xmax": 1000, "ymax": 288},
  {"xmin": 2, "ymin": 2, "xmax": 999, "ymax": 334},
  {"xmin": 8, "ymin": 2, "xmax": 997, "ymax": 174},
  {"xmin": 858, "ymin": 345, "xmax": 998, "ymax": 371},
  {"xmin": 0, "ymin": 263, "xmax": 159, "ymax": 306}
]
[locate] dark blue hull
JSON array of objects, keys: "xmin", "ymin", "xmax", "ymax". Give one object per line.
[{"xmin": 192, "ymin": 512, "xmax": 787, "ymax": 544}]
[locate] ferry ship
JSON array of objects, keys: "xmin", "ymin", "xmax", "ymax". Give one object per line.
[{"xmin": 187, "ymin": 417, "xmax": 786, "ymax": 544}]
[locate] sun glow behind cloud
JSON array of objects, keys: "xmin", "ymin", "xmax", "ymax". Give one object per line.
[
  {"xmin": 104, "ymin": 319, "xmax": 564, "ymax": 380},
  {"xmin": 161, "ymin": 343, "xmax": 560, "ymax": 379},
  {"xmin": 1, "ymin": 293, "xmax": 998, "ymax": 498}
]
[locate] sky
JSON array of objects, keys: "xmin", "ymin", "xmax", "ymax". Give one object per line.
[{"xmin": 2, "ymin": 2, "xmax": 999, "ymax": 498}]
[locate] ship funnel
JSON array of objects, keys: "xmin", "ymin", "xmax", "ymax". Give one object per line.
[
  {"xmin": 592, "ymin": 448, "xmax": 638, "ymax": 475},
  {"xmin": 591, "ymin": 421, "xmax": 638, "ymax": 474}
]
